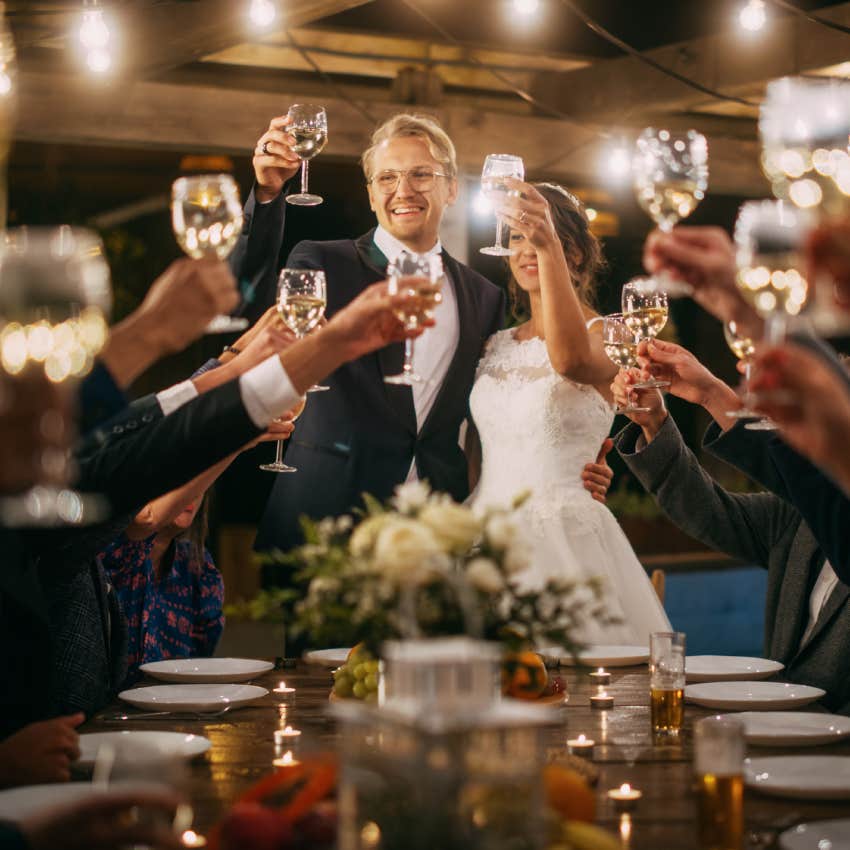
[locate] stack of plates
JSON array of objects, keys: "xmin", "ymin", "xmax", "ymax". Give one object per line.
[
  {"xmin": 139, "ymin": 658, "xmax": 274, "ymax": 684},
  {"xmin": 77, "ymin": 731, "xmax": 211, "ymax": 767},
  {"xmin": 684, "ymin": 681, "xmax": 825, "ymax": 710},
  {"xmin": 685, "ymin": 655, "xmax": 784, "ymax": 683},
  {"xmin": 303, "ymin": 648, "xmax": 351, "ymax": 668},
  {"xmin": 118, "ymin": 683, "xmax": 268, "ymax": 712},
  {"xmin": 537, "ymin": 645, "xmax": 650, "ymax": 667},
  {"xmin": 721, "ymin": 712, "xmax": 850, "ymax": 747},
  {"xmin": 746, "ymin": 756, "xmax": 850, "ymax": 799}
]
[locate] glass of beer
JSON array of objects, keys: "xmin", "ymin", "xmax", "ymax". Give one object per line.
[
  {"xmin": 649, "ymin": 631, "xmax": 685, "ymax": 740},
  {"xmin": 694, "ymin": 716, "xmax": 745, "ymax": 850}
]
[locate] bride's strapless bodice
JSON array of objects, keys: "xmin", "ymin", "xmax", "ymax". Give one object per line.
[{"xmin": 470, "ymin": 330, "xmax": 614, "ymax": 524}]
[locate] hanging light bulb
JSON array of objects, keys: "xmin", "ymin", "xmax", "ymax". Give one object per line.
[
  {"xmin": 739, "ymin": 0, "xmax": 766, "ymax": 32},
  {"xmin": 513, "ymin": 0, "xmax": 540, "ymax": 15},
  {"xmin": 86, "ymin": 48, "xmax": 111, "ymax": 73},
  {"xmin": 78, "ymin": 4, "xmax": 110, "ymax": 50},
  {"xmin": 603, "ymin": 140, "xmax": 632, "ymax": 182},
  {"xmin": 248, "ymin": 0, "xmax": 277, "ymax": 28}
]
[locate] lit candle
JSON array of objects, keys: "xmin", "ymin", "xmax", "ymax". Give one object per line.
[
  {"xmin": 589, "ymin": 667, "xmax": 611, "ymax": 686},
  {"xmin": 590, "ymin": 691, "xmax": 614, "ymax": 709},
  {"xmin": 272, "ymin": 681, "xmax": 296, "ymax": 701},
  {"xmin": 273, "ymin": 750, "xmax": 300, "ymax": 768},
  {"xmin": 607, "ymin": 783, "xmax": 642, "ymax": 811},
  {"xmin": 567, "ymin": 734, "xmax": 595, "ymax": 757},
  {"xmin": 181, "ymin": 831, "xmax": 208, "ymax": 848},
  {"xmin": 274, "ymin": 726, "xmax": 302, "ymax": 747}
]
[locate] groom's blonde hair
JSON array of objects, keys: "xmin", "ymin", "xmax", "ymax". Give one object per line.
[{"xmin": 361, "ymin": 114, "xmax": 458, "ymax": 182}]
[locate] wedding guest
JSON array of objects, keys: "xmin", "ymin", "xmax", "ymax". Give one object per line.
[{"xmin": 611, "ymin": 342, "xmax": 850, "ymax": 712}]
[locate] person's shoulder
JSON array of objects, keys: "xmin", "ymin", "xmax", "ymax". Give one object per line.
[
  {"xmin": 449, "ymin": 258, "xmax": 501, "ymax": 295},
  {"xmin": 289, "ymin": 235, "xmax": 364, "ymax": 261}
]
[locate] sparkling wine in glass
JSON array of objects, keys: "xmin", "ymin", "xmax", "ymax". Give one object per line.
[
  {"xmin": 286, "ymin": 104, "xmax": 328, "ymax": 207},
  {"xmin": 723, "ymin": 320, "xmax": 776, "ymax": 430},
  {"xmin": 259, "ymin": 396, "xmax": 307, "ymax": 474},
  {"xmin": 277, "ymin": 268, "xmax": 328, "ymax": 393},
  {"xmin": 621, "ymin": 278, "xmax": 670, "ymax": 389},
  {"xmin": 480, "ymin": 154, "xmax": 524, "ymax": 256},
  {"xmin": 0, "ymin": 227, "xmax": 110, "ymax": 527},
  {"xmin": 384, "ymin": 252, "xmax": 444, "ymax": 385},
  {"xmin": 600, "ymin": 314, "xmax": 651, "ymax": 415},
  {"xmin": 633, "ymin": 128, "xmax": 709, "ymax": 297},
  {"xmin": 171, "ymin": 173, "xmax": 247, "ymax": 333}
]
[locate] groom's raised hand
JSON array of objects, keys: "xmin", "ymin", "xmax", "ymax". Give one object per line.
[{"xmin": 581, "ymin": 438, "xmax": 614, "ymax": 504}]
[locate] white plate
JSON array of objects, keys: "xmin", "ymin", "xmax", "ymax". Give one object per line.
[
  {"xmin": 746, "ymin": 756, "xmax": 850, "ymax": 800},
  {"xmin": 138, "ymin": 658, "xmax": 274, "ymax": 684},
  {"xmin": 0, "ymin": 783, "xmax": 97, "ymax": 822},
  {"xmin": 720, "ymin": 712, "xmax": 850, "ymax": 747},
  {"xmin": 780, "ymin": 818, "xmax": 850, "ymax": 849},
  {"xmin": 118, "ymin": 683, "xmax": 268, "ymax": 711},
  {"xmin": 548, "ymin": 644, "xmax": 649, "ymax": 667},
  {"xmin": 77, "ymin": 731, "xmax": 211, "ymax": 768},
  {"xmin": 684, "ymin": 681, "xmax": 825, "ymax": 710},
  {"xmin": 303, "ymin": 648, "xmax": 351, "ymax": 668},
  {"xmin": 685, "ymin": 655, "xmax": 784, "ymax": 683}
]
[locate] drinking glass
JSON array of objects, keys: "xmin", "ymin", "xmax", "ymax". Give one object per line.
[
  {"xmin": 171, "ymin": 173, "xmax": 247, "ymax": 333},
  {"xmin": 480, "ymin": 154, "xmax": 525, "ymax": 256},
  {"xmin": 694, "ymin": 717, "xmax": 745, "ymax": 850},
  {"xmin": 0, "ymin": 227, "xmax": 110, "ymax": 527},
  {"xmin": 259, "ymin": 396, "xmax": 306, "ymax": 474},
  {"xmin": 633, "ymin": 128, "xmax": 709, "ymax": 296},
  {"xmin": 384, "ymin": 252, "xmax": 444, "ymax": 385},
  {"xmin": 285, "ymin": 103, "xmax": 328, "ymax": 206},
  {"xmin": 649, "ymin": 631, "xmax": 685, "ymax": 740},
  {"xmin": 276, "ymin": 268, "xmax": 328, "ymax": 396},
  {"xmin": 600, "ymin": 313, "xmax": 651, "ymax": 415},
  {"xmin": 621, "ymin": 278, "xmax": 670, "ymax": 389},
  {"xmin": 722, "ymin": 320, "xmax": 774, "ymax": 430}
]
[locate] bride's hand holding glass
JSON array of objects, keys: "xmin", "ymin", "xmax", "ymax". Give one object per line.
[{"xmin": 493, "ymin": 179, "xmax": 559, "ymax": 252}]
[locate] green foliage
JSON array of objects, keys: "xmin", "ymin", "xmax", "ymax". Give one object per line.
[{"xmin": 223, "ymin": 587, "xmax": 296, "ymax": 624}]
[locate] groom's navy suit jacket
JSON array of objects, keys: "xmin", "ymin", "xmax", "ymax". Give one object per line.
[{"xmin": 252, "ymin": 227, "xmax": 504, "ymax": 553}]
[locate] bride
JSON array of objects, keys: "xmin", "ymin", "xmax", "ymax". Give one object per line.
[{"xmin": 468, "ymin": 180, "xmax": 670, "ymax": 644}]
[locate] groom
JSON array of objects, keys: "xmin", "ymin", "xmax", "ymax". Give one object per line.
[{"xmin": 238, "ymin": 113, "xmax": 505, "ymax": 552}]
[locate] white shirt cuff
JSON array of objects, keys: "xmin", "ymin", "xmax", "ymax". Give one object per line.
[
  {"xmin": 239, "ymin": 354, "xmax": 300, "ymax": 428},
  {"xmin": 156, "ymin": 380, "xmax": 199, "ymax": 415}
]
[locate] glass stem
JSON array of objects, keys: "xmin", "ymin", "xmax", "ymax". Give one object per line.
[
  {"xmin": 743, "ymin": 361, "xmax": 753, "ymax": 406},
  {"xmin": 765, "ymin": 312, "xmax": 787, "ymax": 346},
  {"xmin": 495, "ymin": 216, "xmax": 504, "ymax": 249},
  {"xmin": 273, "ymin": 439, "xmax": 284, "ymax": 466},
  {"xmin": 301, "ymin": 159, "xmax": 309, "ymax": 195},
  {"xmin": 403, "ymin": 338, "xmax": 415, "ymax": 374}
]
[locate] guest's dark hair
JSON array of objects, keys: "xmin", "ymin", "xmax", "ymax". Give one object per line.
[{"xmin": 508, "ymin": 183, "xmax": 606, "ymax": 320}]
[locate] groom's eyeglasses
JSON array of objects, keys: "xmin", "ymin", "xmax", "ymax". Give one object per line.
[{"xmin": 370, "ymin": 168, "xmax": 450, "ymax": 195}]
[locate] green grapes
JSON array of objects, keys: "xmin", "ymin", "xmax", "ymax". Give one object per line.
[{"xmin": 331, "ymin": 649, "xmax": 381, "ymax": 701}]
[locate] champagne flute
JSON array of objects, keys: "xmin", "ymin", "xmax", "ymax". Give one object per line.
[
  {"xmin": 171, "ymin": 173, "xmax": 247, "ymax": 333},
  {"xmin": 723, "ymin": 320, "xmax": 776, "ymax": 431},
  {"xmin": 277, "ymin": 268, "xmax": 328, "ymax": 393},
  {"xmin": 285, "ymin": 104, "xmax": 328, "ymax": 206},
  {"xmin": 621, "ymin": 278, "xmax": 671, "ymax": 389},
  {"xmin": 259, "ymin": 396, "xmax": 306, "ymax": 473},
  {"xmin": 0, "ymin": 227, "xmax": 110, "ymax": 527},
  {"xmin": 633, "ymin": 128, "xmax": 709, "ymax": 296},
  {"xmin": 600, "ymin": 313, "xmax": 651, "ymax": 414},
  {"xmin": 480, "ymin": 154, "xmax": 524, "ymax": 256},
  {"xmin": 384, "ymin": 252, "xmax": 444, "ymax": 385}
]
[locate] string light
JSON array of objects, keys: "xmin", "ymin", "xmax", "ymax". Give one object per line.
[
  {"xmin": 739, "ymin": 0, "xmax": 767, "ymax": 32},
  {"xmin": 248, "ymin": 0, "xmax": 277, "ymax": 28},
  {"xmin": 77, "ymin": 2, "xmax": 113, "ymax": 75},
  {"xmin": 603, "ymin": 141, "xmax": 632, "ymax": 183}
]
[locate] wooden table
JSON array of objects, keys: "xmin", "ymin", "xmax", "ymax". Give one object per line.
[{"xmin": 82, "ymin": 663, "xmax": 850, "ymax": 849}]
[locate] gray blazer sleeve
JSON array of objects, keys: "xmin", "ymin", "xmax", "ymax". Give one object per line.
[{"xmin": 614, "ymin": 416, "xmax": 796, "ymax": 567}]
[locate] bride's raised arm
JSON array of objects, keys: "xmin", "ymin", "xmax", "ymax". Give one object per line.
[{"xmin": 497, "ymin": 179, "xmax": 617, "ymax": 391}]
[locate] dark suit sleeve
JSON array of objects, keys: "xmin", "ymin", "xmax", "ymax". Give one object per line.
[
  {"xmin": 0, "ymin": 822, "xmax": 29, "ymax": 850},
  {"xmin": 614, "ymin": 415, "xmax": 796, "ymax": 567},
  {"xmin": 75, "ymin": 378, "xmax": 262, "ymax": 515},
  {"xmin": 77, "ymin": 361, "xmax": 128, "ymax": 436}
]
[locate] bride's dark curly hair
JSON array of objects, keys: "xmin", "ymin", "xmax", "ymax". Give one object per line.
[{"xmin": 508, "ymin": 182, "xmax": 606, "ymax": 320}]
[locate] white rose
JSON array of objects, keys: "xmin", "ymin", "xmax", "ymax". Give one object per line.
[
  {"xmin": 349, "ymin": 514, "xmax": 392, "ymax": 557},
  {"xmin": 419, "ymin": 500, "xmax": 482, "ymax": 553},
  {"xmin": 392, "ymin": 480, "xmax": 431, "ymax": 514},
  {"xmin": 504, "ymin": 545, "xmax": 530, "ymax": 576},
  {"xmin": 485, "ymin": 514, "xmax": 518, "ymax": 551},
  {"xmin": 373, "ymin": 518, "xmax": 445, "ymax": 584},
  {"xmin": 465, "ymin": 557, "xmax": 504, "ymax": 594}
]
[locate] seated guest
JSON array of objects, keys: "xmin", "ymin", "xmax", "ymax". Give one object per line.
[
  {"xmin": 611, "ymin": 343, "xmax": 850, "ymax": 714},
  {"xmin": 0, "ymin": 715, "xmax": 82, "ymax": 788}
]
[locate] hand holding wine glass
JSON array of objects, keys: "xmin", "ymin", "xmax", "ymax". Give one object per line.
[
  {"xmin": 285, "ymin": 104, "xmax": 328, "ymax": 206},
  {"xmin": 253, "ymin": 115, "xmax": 302, "ymax": 203},
  {"xmin": 621, "ymin": 278, "xmax": 670, "ymax": 389},
  {"xmin": 480, "ymin": 154, "xmax": 524, "ymax": 256},
  {"xmin": 599, "ymin": 313, "xmax": 651, "ymax": 415}
]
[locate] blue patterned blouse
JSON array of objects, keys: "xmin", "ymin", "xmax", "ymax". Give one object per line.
[{"xmin": 99, "ymin": 532, "xmax": 224, "ymax": 677}]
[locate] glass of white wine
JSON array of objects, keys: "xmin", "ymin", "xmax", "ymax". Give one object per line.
[
  {"xmin": 600, "ymin": 313, "xmax": 651, "ymax": 415},
  {"xmin": 171, "ymin": 173, "xmax": 247, "ymax": 333},
  {"xmin": 285, "ymin": 103, "xmax": 328, "ymax": 207},
  {"xmin": 277, "ymin": 268, "xmax": 328, "ymax": 393},
  {"xmin": 0, "ymin": 227, "xmax": 110, "ymax": 527},
  {"xmin": 384, "ymin": 252, "xmax": 444, "ymax": 385},
  {"xmin": 259, "ymin": 396, "xmax": 307, "ymax": 474},
  {"xmin": 480, "ymin": 154, "xmax": 525, "ymax": 256},
  {"xmin": 621, "ymin": 278, "xmax": 670, "ymax": 389},
  {"xmin": 723, "ymin": 320, "xmax": 776, "ymax": 431}
]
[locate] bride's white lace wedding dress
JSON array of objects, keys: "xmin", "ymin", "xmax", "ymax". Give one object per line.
[{"xmin": 469, "ymin": 329, "xmax": 671, "ymax": 645}]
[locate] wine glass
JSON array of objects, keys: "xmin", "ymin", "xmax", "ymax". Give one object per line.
[
  {"xmin": 285, "ymin": 104, "xmax": 328, "ymax": 206},
  {"xmin": 621, "ymin": 278, "xmax": 670, "ymax": 389},
  {"xmin": 277, "ymin": 268, "xmax": 328, "ymax": 392},
  {"xmin": 259, "ymin": 396, "xmax": 306, "ymax": 474},
  {"xmin": 0, "ymin": 227, "xmax": 110, "ymax": 527},
  {"xmin": 480, "ymin": 154, "xmax": 525, "ymax": 256},
  {"xmin": 633, "ymin": 128, "xmax": 709, "ymax": 296},
  {"xmin": 171, "ymin": 173, "xmax": 247, "ymax": 333},
  {"xmin": 723, "ymin": 320, "xmax": 776, "ymax": 431},
  {"xmin": 600, "ymin": 314, "xmax": 651, "ymax": 415},
  {"xmin": 384, "ymin": 252, "xmax": 444, "ymax": 385}
]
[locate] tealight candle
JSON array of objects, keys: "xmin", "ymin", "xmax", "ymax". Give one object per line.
[
  {"xmin": 590, "ymin": 691, "xmax": 614, "ymax": 709},
  {"xmin": 607, "ymin": 783, "xmax": 642, "ymax": 811},
  {"xmin": 274, "ymin": 726, "xmax": 302, "ymax": 746},
  {"xmin": 273, "ymin": 681, "xmax": 296, "ymax": 701},
  {"xmin": 181, "ymin": 830, "xmax": 208, "ymax": 848},
  {"xmin": 273, "ymin": 750, "xmax": 300, "ymax": 769},
  {"xmin": 589, "ymin": 667, "xmax": 611, "ymax": 686},
  {"xmin": 567, "ymin": 734, "xmax": 595, "ymax": 757}
]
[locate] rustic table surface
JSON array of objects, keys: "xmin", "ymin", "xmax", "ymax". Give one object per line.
[{"xmin": 81, "ymin": 662, "xmax": 850, "ymax": 849}]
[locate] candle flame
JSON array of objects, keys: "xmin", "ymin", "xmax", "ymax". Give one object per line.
[
  {"xmin": 597, "ymin": 667, "xmax": 605, "ymax": 674},
  {"xmin": 279, "ymin": 681, "xmax": 286, "ymax": 689},
  {"xmin": 578, "ymin": 734, "xmax": 586, "ymax": 743},
  {"xmin": 620, "ymin": 783, "xmax": 631, "ymax": 794}
]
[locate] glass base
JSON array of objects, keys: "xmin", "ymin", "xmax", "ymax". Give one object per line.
[
  {"xmin": 632, "ymin": 379, "xmax": 671, "ymax": 390},
  {"xmin": 385, "ymin": 371, "xmax": 423, "ymax": 385},
  {"xmin": 725, "ymin": 407, "xmax": 760, "ymax": 419},
  {"xmin": 306, "ymin": 384, "xmax": 330, "ymax": 393},
  {"xmin": 259, "ymin": 462, "xmax": 298, "ymax": 473},
  {"xmin": 286, "ymin": 193, "xmax": 324, "ymax": 206},
  {"xmin": 744, "ymin": 418, "xmax": 778, "ymax": 431},
  {"xmin": 615, "ymin": 404, "xmax": 651, "ymax": 414},
  {"xmin": 480, "ymin": 245, "xmax": 514, "ymax": 256},
  {"xmin": 0, "ymin": 486, "xmax": 108, "ymax": 527},
  {"xmin": 205, "ymin": 315, "xmax": 249, "ymax": 334}
]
